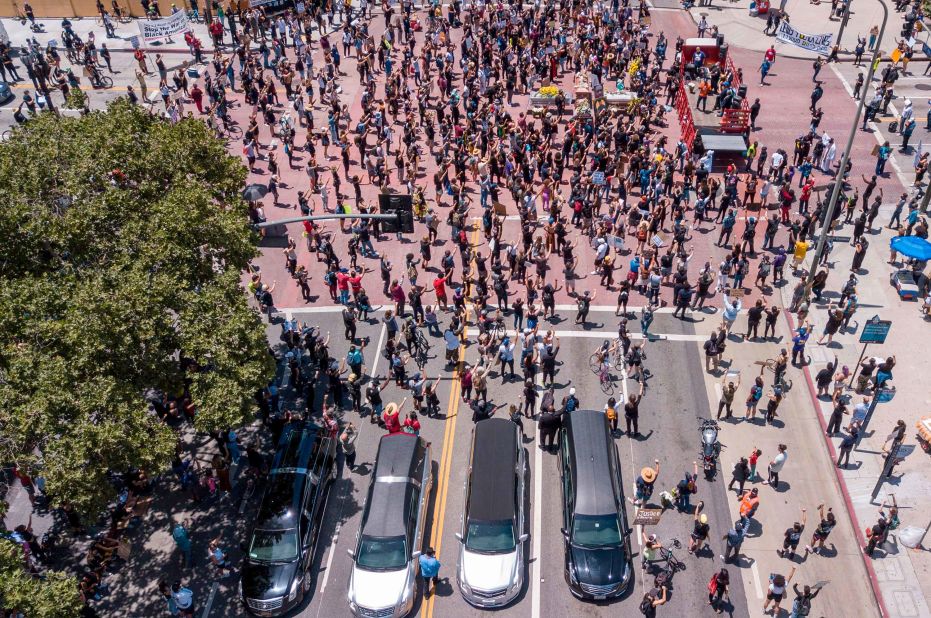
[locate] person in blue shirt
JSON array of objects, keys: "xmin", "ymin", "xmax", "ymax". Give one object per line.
[{"xmin": 419, "ymin": 547, "xmax": 441, "ymax": 596}]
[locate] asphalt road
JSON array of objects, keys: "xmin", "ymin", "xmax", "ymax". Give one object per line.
[{"xmin": 214, "ymin": 306, "xmax": 749, "ymax": 618}]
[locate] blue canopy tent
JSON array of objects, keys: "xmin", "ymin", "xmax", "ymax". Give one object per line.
[{"xmin": 890, "ymin": 236, "xmax": 931, "ymax": 261}]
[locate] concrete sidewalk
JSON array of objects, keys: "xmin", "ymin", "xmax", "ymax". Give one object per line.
[
  {"xmin": 689, "ymin": 0, "xmax": 895, "ymax": 59},
  {"xmin": 784, "ymin": 208, "xmax": 931, "ymax": 618}
]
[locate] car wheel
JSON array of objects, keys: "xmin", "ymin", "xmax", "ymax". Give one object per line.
[{"xmin": 303, "ymin": 572, "xmax": 312, "ymax": 593}]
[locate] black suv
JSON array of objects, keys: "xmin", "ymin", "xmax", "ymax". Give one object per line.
[
  {"xmin": 559, "ymin": 410, "xmax": 633, "ymax": 600},
  {"xmin": 240, "ymin": 422, "xmax": 337, "ymax": 615}
]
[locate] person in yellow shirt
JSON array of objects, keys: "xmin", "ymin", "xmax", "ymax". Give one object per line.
[{"xmin": 791, "ymin": 239, "xmax": 811, "ymax": 272}]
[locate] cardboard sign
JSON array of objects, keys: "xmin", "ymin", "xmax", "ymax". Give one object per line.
[
  {"xmin": 633, "ymin": 508, "xmax": 663, "ymax": 526},
  {"xmin": 493, "ymin": 201, "xmax": 507, "ymax": 216},
  {"xmin": 138, "ymin": 11, "xmax": 190, "ymax": 41},
  {"xmin": 606, "ymin": 234, "xmax": 625, "ymax": 251},
  {"xmin": 592, "ymin": 171, "xmax": 606, "ymax": 185},
  {"xmin": 651, "ymin": 235, "xmax": 664, "ymax": 248}
]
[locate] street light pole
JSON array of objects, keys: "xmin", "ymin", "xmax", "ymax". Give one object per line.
[{"xmin": 804, "ymin": 0, "xmax": 888, "ymax": 296}]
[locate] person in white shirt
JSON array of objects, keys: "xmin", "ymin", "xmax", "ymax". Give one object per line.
[
  {"xmin": 171, "ymin": 581, "xmax": 194, "ymax": 617},
  {"xmin": 764, "ymin": 444, "xmax": 788, "ymax": 488}
]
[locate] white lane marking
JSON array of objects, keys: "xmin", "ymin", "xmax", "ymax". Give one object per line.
[
  {"xmin": 750, "ymin": 560, "xmax": 765, "ymax": 600},
  {"xmin": 465, "ymin": 328, "xmax": 707, "ymax": 342},
  {"xmin": 318, "ymin": 522, "xmax": 342, "ymax": 594},
  {"xmin": 200, "ymin": 581, "xmax": 219, "ymax": 618},
  {"xmin": 828, "ymin": 63, "xmax": 910, "ymax": 188},
  {"xmin": 277, "ymin": 304, "xmax": 684, "ymax": 315},
  {"xmin": 530, "ymin": 371, "xmax": 544, "ymax": 618},
  {"xmin": 318, "ymin": 323, "xmax": 385, "ymax": 606}
]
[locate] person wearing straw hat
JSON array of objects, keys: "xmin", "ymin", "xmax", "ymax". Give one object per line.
[
  {"xmin": 629, "ymin": 459, "xmax": 661, "ymax": 506},
  {"xmin": 382, "ymin": 398, "xmax": 406, "ymax": 434}
]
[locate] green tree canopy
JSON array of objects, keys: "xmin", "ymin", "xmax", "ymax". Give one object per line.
[
  {"xmin": 0, "ymin": 100, "xmax": 274, "ymax": 517},
  {"xmin": 0, "ymin": 538, "xmax": 82, "ymax": 617}
]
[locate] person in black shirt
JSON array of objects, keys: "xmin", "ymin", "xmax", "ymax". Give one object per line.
[{"xmin": 745, "ymin": 299, "xmax": 766, "ymax": 340}]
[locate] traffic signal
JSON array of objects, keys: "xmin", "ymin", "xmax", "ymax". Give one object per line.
[{"xmin": 378, "ymin": 194, "xmax": 414, "ymax": 234}]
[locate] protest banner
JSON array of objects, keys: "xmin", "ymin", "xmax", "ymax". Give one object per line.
[
  {"xmin": 775, "ymin": 21, "xmax": 833, "ymax": 56},
  {"xmin": 138, "ymin": 11, "xmax": 190, "ymax": 42}
]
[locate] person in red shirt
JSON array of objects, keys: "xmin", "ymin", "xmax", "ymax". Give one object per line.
[
  {"xmin": 433, "ymin": 275, "xmax": 448, "ymax": 309},
  {"xmin": 348, "ymin": 268, "xmax": 368, "ymax": 300},
  {"xmin": 764, "ymin": 45, "xmax": 776, "ymax": 64},
  {"xmin": 382, "ymin": 400, "xmax": 405, "ymax": 434},
  {"xmin": 336, "ymin": 270, "xmax": 351, "ymax": 304},
  {"xmin": 390, "ymin": 280, "xmax": 406, "ymax": 316}
]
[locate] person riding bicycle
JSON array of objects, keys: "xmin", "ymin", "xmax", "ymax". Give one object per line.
[{"xmin": 595, "ymin": 338, "xmax": 619, "ymax": 366}]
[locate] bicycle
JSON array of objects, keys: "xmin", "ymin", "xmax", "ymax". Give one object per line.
[
  {"xmin": 93, "ymin": 74, "xmax": 113, "ymax": 89},
  {"xmin": 759, "ymin": 358, "xmax": 793, "ymax": 392},
  {"xmin": 642, "ymin": 537, "xmax": 685, "ymax": 574},
  {"xmin": 598, "ymin": 360, "xmax": 614, "ymax": 395},
  {"xmin": 589, "ymin": 339, "xmax": 623, "ymax": 373}
]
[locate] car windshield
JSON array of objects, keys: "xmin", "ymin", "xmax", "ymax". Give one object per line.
[
  {"xmin": 356, "ymin": 535, "xmax": 407, "ymax": 571},
  {"xmin": 248, "ymin": 528, "xmax": 299, "ymax": 563},
  {"xmin": 465, "ymin": 519, "xmax": 516, "ymax": 554},
  {"xmin": 571, "ymin": 514, "xmax": 622, "ymax": 547}
]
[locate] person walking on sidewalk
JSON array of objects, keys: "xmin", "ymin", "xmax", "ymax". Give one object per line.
[
  {"xmin": 170, "ymin": 581, "xmax": 195, "ymax": 618},
  {"xmin": 805, "ymin": 504, "xmax": 837, "ymax": 555},
  {"xmin": 171, "ymin": 519, "xmax": 193, "ymax": 568},
  {"xmin": 763, "ymin": 444, "xmax": 787, "ymax": 488},
  {"xmin": 836, "ymin": 422, "xmax": 861, "ymax": 467}
]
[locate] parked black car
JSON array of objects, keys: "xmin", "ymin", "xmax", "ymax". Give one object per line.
[
  {"xmin": 240, "ymin": 422, "xmax": 337, "ymax": 616},
  {"xmin": 558, "ymin": 409, "xmax": 633, "ymax": 600}
]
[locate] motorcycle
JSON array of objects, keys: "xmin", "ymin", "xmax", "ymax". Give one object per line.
[{"xmin": 699, "ymin": 419, "xmax": 722, "ymax": 479}]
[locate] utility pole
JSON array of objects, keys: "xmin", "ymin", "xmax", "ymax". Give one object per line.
[
  {"xmin": 837, "ymin": 0, "xmax": 853, "ymax": 48},
  {"xmin": 805, "ymin": 0, "xmax": 888, "ymax": 297}
]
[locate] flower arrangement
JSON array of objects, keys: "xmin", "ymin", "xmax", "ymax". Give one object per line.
[{"xmin": 538, "ymin": 85, "xmax": 561, "ymax": 98}]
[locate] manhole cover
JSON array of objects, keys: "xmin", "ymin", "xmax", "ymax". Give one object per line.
[{"xmin": 915, "ymin": 83, "xmax": 931, "ymax": 91}]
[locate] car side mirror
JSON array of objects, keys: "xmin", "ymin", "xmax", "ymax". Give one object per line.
[
  {"xmin": 560, "ymin": 528, "xmax": 569, "ymax": 539},
  {"xmin": 455, "ymin": 532, "xmax": 464, "ymax": 543},
  {"xmin": 624, "ymin": 528, "xmax": 634, "ymax": 537},
  {"xmin": 411, "ymin": 550, "xmax": 422, "ymax": 559},
  {"xmin": 519, "ymin": 534, "xmax": 529, "ymax": 543},
  {"xmin": 346, "ymin": 549, "xmax": 355, "ymax": 558}
]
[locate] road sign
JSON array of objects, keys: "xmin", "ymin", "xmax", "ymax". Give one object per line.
[
  {"xmin": 378, "ymin": 194, "xmax": 414, "ymax": 234},
  {"xmin": 859, "ymin": 315, "xmax": 892, "ymax": 344}
]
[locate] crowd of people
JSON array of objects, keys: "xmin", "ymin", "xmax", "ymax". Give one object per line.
[{"xmin": 3, "ymin": 0, "xmax": 929, "ymax": 614}]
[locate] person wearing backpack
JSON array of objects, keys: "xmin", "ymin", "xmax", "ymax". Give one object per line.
[
  {"xmin": 639, "ymin": 585, "xmax": 667, "ymax": 617},
  {"xmin": 790, "ymin": 582, "xmax": 822, "ymax": 617},
  {"xmin": 744, "ymin": 376, "xmax": 764, "ymax": 420}
]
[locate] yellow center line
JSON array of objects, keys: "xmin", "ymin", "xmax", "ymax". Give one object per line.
[{"xmin": 423, "ymin": 224, "xmax": 478, "ymax": 618}]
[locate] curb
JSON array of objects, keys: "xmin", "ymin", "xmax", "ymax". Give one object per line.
[{"xmin": 783, "ymin": 309, "xmax": 891, "ymax": 618}]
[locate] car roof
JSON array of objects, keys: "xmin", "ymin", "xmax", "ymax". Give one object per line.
[
  {"xmin": 362, "ymin": 434, "xmax": 427, "ymax": 539},
  {"xmin": 255, "ymin": 473, "xmax": 304, "ymax": 528},
  {"xmin": 565, "ymin": 410, "xmax": 618, "ymax": 516},
  {"xmin": 256, "ymin": 422, "xmax": 329, "ymax": 528},
  {"xmin": 467, "ymin": 418, "xmax": 518, "ymax": 522},
  {"xmin": 270, "ymin": 422, "xmax": 326, "ymax": 472}
]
